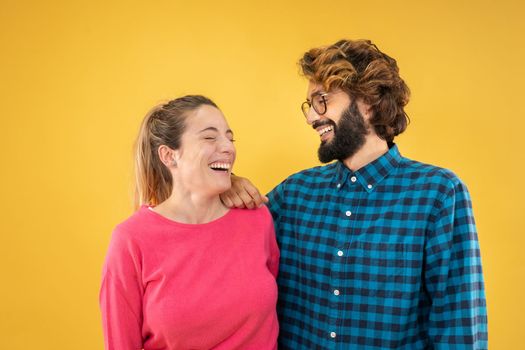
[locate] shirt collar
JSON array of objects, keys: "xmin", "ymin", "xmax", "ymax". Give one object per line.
[{"xmin": 334, "ymin": 143, "xmax": 402, "ymax": 192}]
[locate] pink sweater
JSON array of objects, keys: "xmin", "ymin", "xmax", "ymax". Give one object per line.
[{"xmin": 100, "ymin": 205, "xmax": 279, "ymax": 350}]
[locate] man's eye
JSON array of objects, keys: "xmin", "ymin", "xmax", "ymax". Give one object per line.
[
  {"xmin": 313, "ymin": 96, "xmax": 324, "ymax": 104},
  {"xmin": 204, "ymin": 137, "xmax": 216, "ymax": 140}
]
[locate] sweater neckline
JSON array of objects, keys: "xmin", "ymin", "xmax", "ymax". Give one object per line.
[{"xmin": 140, "ymin": 205, "xmax": 235, "ymax": 228}]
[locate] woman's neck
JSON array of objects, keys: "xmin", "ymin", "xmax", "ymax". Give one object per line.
[{"xmin": 152, "ymin": 190, "xmax": 229, "ymax": 224}]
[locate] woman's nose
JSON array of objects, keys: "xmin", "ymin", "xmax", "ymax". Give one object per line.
[{"xmin": 220, "ymin": 138, "xmax": 235, "ymax": 154}]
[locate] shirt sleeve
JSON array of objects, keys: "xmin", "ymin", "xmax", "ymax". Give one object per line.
[
  {"xmin": 99, "ymin": 226, "xmax": 144, "ymax": 350},
  {"xmin": 266, "ymin": 180, "xmax": 286, "ymax": 242},
  {"xmin": 424, "ymin": 179, "xmax": 488, "ymax": 349},
  {"xmin": 265, "ymin": 209, "xmax": 280, "ymax": 278}
]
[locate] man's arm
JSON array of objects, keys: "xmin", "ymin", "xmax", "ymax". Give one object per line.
[
  {"xmin": 220, "ymin": 174, "xmax": 268, "ymax": 209},
  {"xmin": 425, "ymin": 179, "xmax": 488, "ymax": 349}
]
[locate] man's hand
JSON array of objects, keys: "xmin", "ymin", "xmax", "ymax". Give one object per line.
[{"xmin": 220, "ymin": 175, "xmax": 268, "ymax": 209}]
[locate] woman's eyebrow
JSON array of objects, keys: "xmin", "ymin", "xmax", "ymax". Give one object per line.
[
  {"xmin": 198, "ymin": 127, "xmax": 234, "ymax": 135},
  {"xmin": 198, "ymin": 127, "xmax": 218, "ymax": 133}
]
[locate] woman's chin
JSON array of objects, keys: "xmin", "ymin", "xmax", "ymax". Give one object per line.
[{"xmin": 200, "ymin": 182, "xmax": 231, "ymax": 198}]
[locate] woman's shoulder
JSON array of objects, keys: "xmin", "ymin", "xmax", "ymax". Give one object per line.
[
  {"xmin": 227, "ymin": 206, "xmax": 274, "ymax": 236},
  {"xmin": 110, "ymin": 206, "xmax": 156, "ymax": 243},
  {"xmin": 229, "ymin": 205, "xmax": 272, "ymax": 221}
]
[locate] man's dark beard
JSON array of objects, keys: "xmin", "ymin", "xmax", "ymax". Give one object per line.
[{"xmin": 317, "ymin": 100, "xmax": 368, "ymax": 163}]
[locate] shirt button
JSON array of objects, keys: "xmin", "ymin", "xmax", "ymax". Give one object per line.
[
  {"xmin": 334, "ymin": 289, "xmax": 340, "ymax": 295},
  {"xmin": 345, "ymin": 210, "xmax": 352, "ymax": 217},
  {"xmin": 367, "ymin": 184, "xmax": 373, "ymax": 189},
  {"xmin": 336, "ymin": 183, "xmax": 341, "ymax": 188},
  {"xmin": 337, "ymin": 250, "xmax": 344, "ymax": 257},
  {"xmin": 351, "ymin": 176, "xmax": 357, "ymax": 182},
  {"xmin": 330, "ymin": 331, "xmax": 337, "ymax": 338}
]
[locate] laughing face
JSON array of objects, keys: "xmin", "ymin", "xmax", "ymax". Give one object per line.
[
  {"xmin": 174, "ymin": 104, "xmax": 236, "ymax": 196},
  {"xmin": 305, "ymin": 82, "xmax": 370, "ymax": 163}
]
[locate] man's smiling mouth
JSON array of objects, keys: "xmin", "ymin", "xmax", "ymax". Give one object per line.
[{"xmin": 318, "ymin": 126, "xmax": 333, "ymax": 137}]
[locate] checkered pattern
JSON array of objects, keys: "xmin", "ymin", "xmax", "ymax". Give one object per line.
[{"xmin": 267, "ymin": 144, "xmax": 487, "ymax": 349}]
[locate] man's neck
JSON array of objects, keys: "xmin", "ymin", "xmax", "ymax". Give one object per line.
[{"xmin": 342, "ymin": 136, "xmax": 389, "ymax": 172}]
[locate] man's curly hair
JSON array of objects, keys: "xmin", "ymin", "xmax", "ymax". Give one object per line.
[{"xmin": 300, "ymin": 39, "xmax": 410, "ymax": 142}]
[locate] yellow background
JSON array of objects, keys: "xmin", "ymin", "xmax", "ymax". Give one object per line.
[{"xmin": 1, "ymin": 0, "xmax": 523, "ymax": 348}]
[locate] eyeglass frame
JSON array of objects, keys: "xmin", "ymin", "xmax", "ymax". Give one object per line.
[{"xmin": 301, "ymin": 92, "xmax": 329, "ymax": 118}]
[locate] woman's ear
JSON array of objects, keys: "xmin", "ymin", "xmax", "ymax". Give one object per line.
[{"xmin": 158, "ymin": 145, "xmax": 177, "ymax": 168}]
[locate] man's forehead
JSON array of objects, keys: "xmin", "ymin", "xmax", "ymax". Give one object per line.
[{"xmin": 306, "ymin": 81, "xmax": 325, "ymax": 98}]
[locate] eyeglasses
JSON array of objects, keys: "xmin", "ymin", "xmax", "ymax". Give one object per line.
[{"xmin": 301, "ymin": 92, "xmax": 328, "ymax": 118}]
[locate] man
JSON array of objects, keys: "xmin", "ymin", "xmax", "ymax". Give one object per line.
[{"xmin": 221, "ymin": 39, "xmax": 487, "ymax": 349}]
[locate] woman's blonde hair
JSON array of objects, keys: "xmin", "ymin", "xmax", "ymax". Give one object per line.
[{"xmin": 133, "ymin": 95, "xmax": 218, "ymax": 209}]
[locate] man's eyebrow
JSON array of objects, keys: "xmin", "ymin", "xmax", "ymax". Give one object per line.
[{"xmin": 307, "ymin": 90, "xmax": 326, "ymax": 101}]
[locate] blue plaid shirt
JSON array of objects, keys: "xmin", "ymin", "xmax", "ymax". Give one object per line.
[{"xmin": 267, "ymin": 144, "xmax": 487, "ymax": 350}]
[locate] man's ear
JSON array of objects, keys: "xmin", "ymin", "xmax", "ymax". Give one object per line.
[
  {"xmin": 357, "ymin": 99, "xmax": 373, "ymax": 120},
  {"xmin": 158, "ymin": 145, "xmax": 177, "ymax": 168}
]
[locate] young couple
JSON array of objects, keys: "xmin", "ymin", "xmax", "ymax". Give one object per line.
[{"xmin": 100, "ymin": 39, "xmax": 487, "ymax": 350}]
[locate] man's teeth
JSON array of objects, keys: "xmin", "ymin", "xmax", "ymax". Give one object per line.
[
  {"xmin": 318, "ymin": 126, "xmax": 333, "ymax": 136},
  {"xmin": 209, "ymin": 162, "xmax": 231, "ymax": 170}
]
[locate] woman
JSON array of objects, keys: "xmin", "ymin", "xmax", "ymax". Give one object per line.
[{"xmin": 100, "ymin": 95, "xmax": 279, "ymax": 349}]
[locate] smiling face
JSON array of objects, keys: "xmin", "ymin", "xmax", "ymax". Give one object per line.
[
  {"xmin": 305, "ymin": 81, "xmax": 351, "ymax": 143},
  {"xmin": 173, "ymin": 104, "xmax": 236, "ymax": 196},
  {"xmin": 305, "ymin": 81, "xmax": 372, "ymax": 163}
]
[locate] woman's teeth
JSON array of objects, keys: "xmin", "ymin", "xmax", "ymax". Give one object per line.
[{"xmin": 209, "ymin": 162, "xmax": 231, "ymax": 171}]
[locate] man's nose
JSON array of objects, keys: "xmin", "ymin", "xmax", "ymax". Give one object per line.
[{"xmin": 305, "ymin": 108, "xmax": 321, "ymax": 125}]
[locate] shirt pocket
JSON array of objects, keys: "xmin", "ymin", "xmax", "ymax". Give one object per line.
[{"xmin": 350, "ymin": 236, "xmax": 422, "ymax": 288}]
